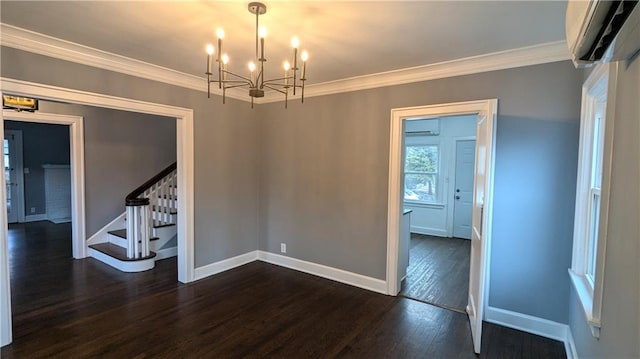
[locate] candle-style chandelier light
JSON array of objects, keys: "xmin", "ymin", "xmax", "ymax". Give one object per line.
[{"xmin": 205, "ymin": 2, "xmax": 309, "ymax": 108}]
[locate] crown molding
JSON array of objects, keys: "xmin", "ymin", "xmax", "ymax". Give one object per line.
[
  {"xmin": 1, "ymin": 23, "xmax": 570, "ymax": 105},
  {"xmin": 0, "ymin": 23, "xmax": 248, "ymax": 102},
  {"xmin": 259, "ymin": 40, "xmax": 571, "ymax": 103}
]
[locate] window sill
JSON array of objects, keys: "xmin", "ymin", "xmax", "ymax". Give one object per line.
[
  {"xmin": 403, "ymin": 201, "xmax": 445, "ymax": 209},
  {"xmin": 569, "ymin": 269, "xmax": 601, "ymax": 338}
]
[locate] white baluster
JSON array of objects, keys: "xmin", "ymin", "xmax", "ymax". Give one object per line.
[
  {"xmin": 133, "ymin": 206, "xmax": 140, "ymax": 258},
  {"xmin": 141, "ymin": 204, "xmax": 149, "ymax": 257},
  {"xmin": 126, "ymin": 206, "xmax": 135, "ymax": 258}
]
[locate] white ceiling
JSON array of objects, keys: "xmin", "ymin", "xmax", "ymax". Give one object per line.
[{"xmin": 0, "ymin": 1, "xmax": 568, "ymax": 86}]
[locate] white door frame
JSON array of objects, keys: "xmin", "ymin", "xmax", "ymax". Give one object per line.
[
  {"xmin": 3, "ymin": 112, "xmax": 85, "ymax": 256},
  {"xmin": 0, "ymin": 77, "xmax": 195, "ymax": 346},
  {"xmin": 3, "ymin": 129, "xmax": 25, "ymax": 223},
  {"xmin": 386, "ymin": 99, "xmax": 497, "ymax": 296}
]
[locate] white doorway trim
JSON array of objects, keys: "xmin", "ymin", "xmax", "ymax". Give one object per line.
[
  {"xmin": 386, "ymin": 99, "xmax": 497, "ymax": 295},
  {"xmin": 3, "ymin": 111, "xmax": 85, "ymax": 258},
  {"xmin": 0, "ymin": 77, "xmax": 195, "ymax": 346}
]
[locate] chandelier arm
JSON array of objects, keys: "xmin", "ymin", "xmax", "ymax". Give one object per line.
[
  {"xmin": 218, "ymin": 80, "xmax": 250, "ymax": 85},
  {"xmin": 256, "ymin": 68, "xmax": 265, "ymax": 88},
  {"xmin": 264, "ymin": 85, "xmax": 287, "ymax": 95},
  {"xmin": 224, "ymin": 83, "xmax": 252, "ymax": 90},
  {"xmin": 263, "ymin": 76, "xmax": 292, "ymax": 84},
  {"xmin": 221, "ymin": 70, "xmax": 253, "ymax": 84},
  {"xmin": 260, "ymin": 58, "xmax": 265, "ymax": 89}
]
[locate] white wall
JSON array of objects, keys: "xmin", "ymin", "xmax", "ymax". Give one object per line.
[{"xmin": 403, "ymin": 115, "xmax": 476, "ymax": 237}]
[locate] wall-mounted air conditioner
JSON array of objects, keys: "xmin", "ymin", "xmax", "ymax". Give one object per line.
[
  {"xmin": 566, "ymin": 0, "xmax": 639, "ymax": 68},
  {"xmin": 405, "ymin": 118, "xmax": 440, "ymax": 136}
]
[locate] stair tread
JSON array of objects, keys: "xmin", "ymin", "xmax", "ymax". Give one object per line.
[
  {"xmin": 153, "ymin": 223, "xmax": 176, "ymax": 229},
  {"xmin": 89, "ymin": 243, "xmax": 156, "ymax": 261},
  {"xmin": 108, "ymin": 229, "xmax": 159, "ymax": 241}
]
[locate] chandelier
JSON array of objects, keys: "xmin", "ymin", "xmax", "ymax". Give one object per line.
[{"xmin": 204, "ymin": 2, "xmax": 309, "ymax": 108}]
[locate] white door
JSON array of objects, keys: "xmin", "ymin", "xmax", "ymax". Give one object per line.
[
  {"xmin": 467, "ymin": 113, "xmax": 492, "ymax": 354},
  {"xmin": 453, "ymin": 140, "xmax": 475, "ymax": 239},
  {"xmin": 4, "ymin": 131, "xmax": 21, "ymax": 223}
]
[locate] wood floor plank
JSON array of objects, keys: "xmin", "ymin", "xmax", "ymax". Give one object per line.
[
  {"xmin": 400, "ymin": 234, "xmax": 471, "ymax": 311},
  {"xmin": 1, "ymin": 221, "xmax": 565, "ymax": 358}
]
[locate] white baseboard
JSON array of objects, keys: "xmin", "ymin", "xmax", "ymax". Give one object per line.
[
  {"xmin": 24, "ymin": 214, "xmax": 48, "ymax": 222},
  {"xmin": 192, "ymin": 250, "xmax": 388, "ymax": 295},
  {"xmin": 155, "ymin": 247, "xmax": 177, "ymax": 260},
  {"xmin": 88, "ymin": 247, "xmax": 155, "ymax": 273},
  {"xmin": 257, "ymin": 251, "xmax": 387, "ymax": 294},
  {"xmin": 193, "ymin": 251, "xmax": 258, "ymax": 281},
  {"xmin": 485, "ymin": 306, "xmax": 575, "ymax": 358},
  {"xmin": 87, "ymin": 212, "xmax": 126, "ymax": 245},
  {"xmin": 410, "ymin": 225, "xmax": 448, "ymax": 237}
]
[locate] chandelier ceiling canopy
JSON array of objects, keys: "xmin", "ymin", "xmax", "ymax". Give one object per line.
[{"xmin": 204, "ymin": 2, "xmax": 309, "ymax": 108}]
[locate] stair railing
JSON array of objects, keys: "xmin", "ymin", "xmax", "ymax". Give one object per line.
[{"xmin": 125, "ymin": 162, "xmax": 177, "ymax": 259}]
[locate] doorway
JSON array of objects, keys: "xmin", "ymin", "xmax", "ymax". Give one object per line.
[
  {"xmin": 387, "ymin": 99, "xmax": 497, "ymax": 354},
  {"xmin": 3, "ymin": 130, "xmax": 24, "ymax": 224},
  {"xmin": 0, "ymin": 78, "xmax": 195, "ymax": 347},
  {"xmin": 399, "ymin": 116, "xmax": 475, "ymax": 312}
]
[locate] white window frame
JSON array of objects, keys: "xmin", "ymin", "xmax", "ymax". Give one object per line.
[
  {"xmin": 569, "ymin": 62, "xmax": 615, "ymax": 339},
  {"xmin": 403, "ymin": 142, "xmax": 442, "ymax": 205}
]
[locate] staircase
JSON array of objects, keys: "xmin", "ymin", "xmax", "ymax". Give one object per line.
[{"xmin": 88, "ymin": 162, "xmax": 178, "ymax": 272}]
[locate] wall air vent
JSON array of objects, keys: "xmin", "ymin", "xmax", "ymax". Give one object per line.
[{"xmin": 566, "ymin": 0, "xmax": 640, "ymax": 68}]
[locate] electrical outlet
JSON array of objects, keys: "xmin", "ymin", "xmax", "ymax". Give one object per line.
[
  {"xmin": 30, "ymin": 207, "xmax": 36, "ymax": 214},
  {"xmin": 280, "ymin": 243, "xmax": 286, "ymax": 253}
]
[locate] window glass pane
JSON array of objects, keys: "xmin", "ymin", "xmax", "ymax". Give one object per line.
[
  {"xmin": 404, "ymin": 174, "xmax": 437, "ymax": 202},
  {"xmin": 591, "ymin": 113, "xmax": 604, "ymax": 189},
  {"xmin": 587, "ymin": 191, "xmax": 601, "ymax": 282},
  {"xmin": 405, "ymin": 146, "xmax": 438, "ymax": 173},
  {"xmin": 404, "ymin": 145, "xmax": 439, "ymax": 202}
]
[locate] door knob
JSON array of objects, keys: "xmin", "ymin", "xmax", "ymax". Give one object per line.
[
  {"xmin": 456, "ymin": 189, "xmax": 460, "ymax": 192},
  {"xmin": 455, "ymin": 196, "xmax": 460, "ymax": 200}
]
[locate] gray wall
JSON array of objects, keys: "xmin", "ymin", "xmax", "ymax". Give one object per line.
[
  {"xmin": 3, "ymin": 121, "xmax": 70, "ymax": 216},
  {"xmin": 568, "ymin": 58, "xmax": 640, "ymax": 358},
  {"xmin": 37, "ymin": 102, "xmax": 177, "ymax": 237},
  {"xmin": 1, "ymin": 46, "xmax": 261, "ymax": 267},
  {"xmin": 260, "ymin": 61, "xmax": 583, "ymax": 324},
  {"xmin": 1, "ymin": 45, "xmax": 590, "ymax": 327}
]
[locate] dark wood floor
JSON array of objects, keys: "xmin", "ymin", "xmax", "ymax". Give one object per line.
[
  {"xmin": 400, "ymin": 234, "xmax": 471, "ymax": 311},
  {"xmin": 2, "ymin": 221, "xmax": 566, "ymax": 358}
]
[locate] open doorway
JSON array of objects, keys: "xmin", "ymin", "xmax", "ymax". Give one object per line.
[
  {"xmin": 4, "ymin": 121, "xmax": 71, "ymax": 225},
  {"xmin": 399, "ymin": 114, "xmax": 476, "ymax": 312},
  {"xmin": 387, "ymin": 99, "xmax": 497, "ymax": 354},
  {"xmin": 0, "ymin": 78, "xmax": 195, "ymax": 347}
]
